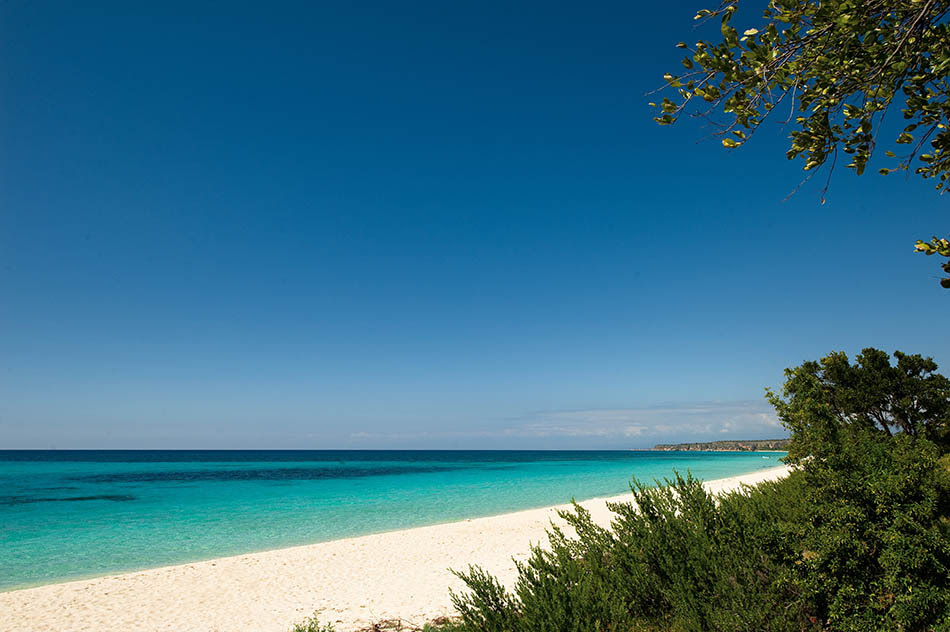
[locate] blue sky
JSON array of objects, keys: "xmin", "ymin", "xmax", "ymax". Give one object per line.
[{"xmin": 1, "ymin": 1, "xmax": 947, "ymax": 449}]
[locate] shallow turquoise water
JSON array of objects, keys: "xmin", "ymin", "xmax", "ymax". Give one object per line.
[{"xmin": 0, "ymin": 450, "xmax": 784, "ymax": 591}]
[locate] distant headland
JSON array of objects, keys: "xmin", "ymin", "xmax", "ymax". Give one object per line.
[{"xmin": 653, "ymin": 439, "xmax": 790, "ymax": 452}]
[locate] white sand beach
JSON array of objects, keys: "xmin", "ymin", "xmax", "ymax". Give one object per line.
[{"xmin": 0, "ymin": 465, "xmax": 790, "ymax": 632}]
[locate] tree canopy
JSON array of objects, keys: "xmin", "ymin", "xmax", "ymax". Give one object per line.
[
  {"xmin": 767, "ymin": 348, "xmax": 950, "ymax": 460},
  {"xmin": 655, "ymin": 0, "xmax": 950, "ymax": 286}
]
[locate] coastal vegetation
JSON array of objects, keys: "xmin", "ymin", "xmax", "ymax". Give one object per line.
[
  {"xmin": 412, "ymin": 348, "xmax": 950, "ymax": 631},
  {"xmin": 292, "ymin": 615, "xmax": 337, "ymax": 632},
  {"xmin": 652, "ymin": 439, "xmax": 789, "ymax": 451},
  {"xmin": 292, "ymin": 614, "xmax": 455, "ymax": 632}
]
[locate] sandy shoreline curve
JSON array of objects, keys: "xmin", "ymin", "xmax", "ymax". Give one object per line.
[{"xmin": 0, "ymin": 465, "xmax": 790, "ymax": 632}]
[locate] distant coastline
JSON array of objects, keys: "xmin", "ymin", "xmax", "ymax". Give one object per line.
[{"xmin": 653, "ymin": 439, "xmax": 790, "ymax": 452}]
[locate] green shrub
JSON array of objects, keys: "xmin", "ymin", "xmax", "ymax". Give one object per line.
[
  {"xmin": 291, "ymin": 613, "xmax": 335, "ymax": 632},
  {"xmin": 450, "ymin": 472, "xmax": 818, "ymax": 632}
]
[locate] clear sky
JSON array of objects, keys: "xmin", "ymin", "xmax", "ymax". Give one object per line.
[{"xmin": 1, "ymin": 1, "xmax": 947, "ymax": 449}]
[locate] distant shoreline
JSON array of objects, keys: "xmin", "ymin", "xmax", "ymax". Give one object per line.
[
  {"xmin": 652, "ymin": 439, "xmax": 790, "ymax": 452},
  {"xmin": 627, "ymin": 448, "xmax": 786, "ymax": 453}
]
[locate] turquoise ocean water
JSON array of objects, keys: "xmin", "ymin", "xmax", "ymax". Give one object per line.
[{"xmin": 0, "ymin": 450, "xmax": 784, "ymax": 591}]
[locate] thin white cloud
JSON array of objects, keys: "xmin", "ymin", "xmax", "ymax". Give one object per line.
[
  {"xmin": 501, "ymin": 401, "xmax": 782, "ymax": 440},
  {"xmin": 347, "ymin": 401, "xmax": 785, "ymax": 445}
]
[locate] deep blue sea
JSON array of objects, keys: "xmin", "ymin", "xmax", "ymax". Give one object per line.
[{"xmin": 0, "ymin": 450, "xmax": 784, "ymax": 591}]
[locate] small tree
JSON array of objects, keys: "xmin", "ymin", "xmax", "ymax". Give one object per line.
[{"xmin": 767, "ymin": 349, "xmax": 950, "ymax": 629}]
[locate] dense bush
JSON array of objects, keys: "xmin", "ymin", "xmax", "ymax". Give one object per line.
[
  {"xmin": 440, "ymin": 350, "xmax": 950, "ymax": 631},
  {"xmin": 449, "ymin": 472, "xmax": 815, "ymax": 632},
  {"xmin": 787, "ymin": 432, "xmax": 950, "ymax": 630},
  {"xmin": 768, "ymin": 349, "xmax": 950, "ymax": 630}
]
